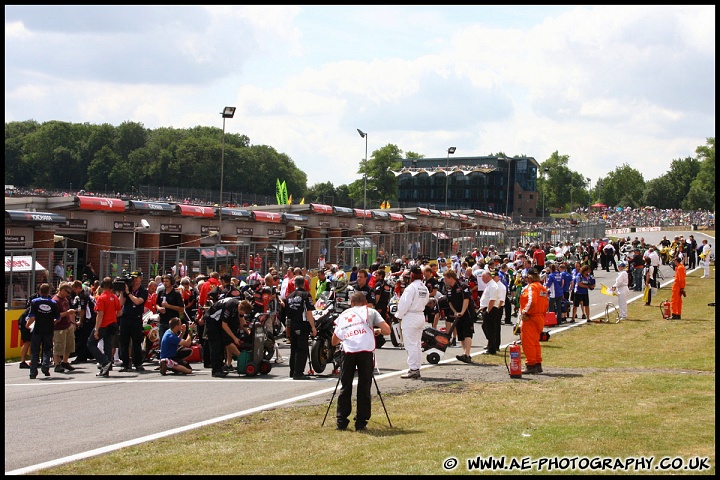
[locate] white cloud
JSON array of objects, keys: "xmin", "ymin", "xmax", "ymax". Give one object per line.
[{"xmin": 4, "ymin": 5, "xmax": 714, "ymax": 189}]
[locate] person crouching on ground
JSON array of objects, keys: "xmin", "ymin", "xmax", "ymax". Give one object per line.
[
  {"xmin": 518, "ymin": 271, "xmax": 549, "ymax": 374},
  {"xmin": 159, "ymin": 317, "xmax": 193, "ymax": 375},
  {"xmin": 332, "ymin": 291, "xmax": 390, "ymax": 431}
]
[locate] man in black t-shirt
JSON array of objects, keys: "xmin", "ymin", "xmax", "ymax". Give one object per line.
[
  {"xmin": 204, "ymin": 296, "xmax": 248, "ymax": 377},
  {"xmin": 26, "ymin": 283, "xmax": 60, "ymax": 379},
  {"xmin": 372, "ymin": 269, "xmax": 392, "ymax": 320},
  {"xmin": 355, "ymin": 270, "xmax": 375, "ymax": 307},
  {"xmin": 285, "ymin": 277, "xmax": 316, "ymax": 380},
  {"xmin": 157, "ymin": 275, "xmax": 184, "ymax": 340},
  {"xmin": 118, "ymin": 272, "xmax": 149, "ymax": 372}
]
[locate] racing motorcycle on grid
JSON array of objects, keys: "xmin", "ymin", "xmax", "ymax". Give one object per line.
[{"xmin": 309, "ymin": 281, "xmax": 352, "ymax": 374}]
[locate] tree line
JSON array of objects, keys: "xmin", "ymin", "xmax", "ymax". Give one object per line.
[{"xmin": 4, "ymin": 120, "xmax": 714, "ymax": 212}]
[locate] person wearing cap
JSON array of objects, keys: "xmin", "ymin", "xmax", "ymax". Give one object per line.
[
  {"xmin": 118, "ymin": 271, "xmax": 149, "ymax": 372},
  {"xmin": 396, "ymin": 265, "xmax": 430, "ymax": 379},
  {"xmin": 610, "ymin": 262, "xmax": 630, "ymax": 320}
]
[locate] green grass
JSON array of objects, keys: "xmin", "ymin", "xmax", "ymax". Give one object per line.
[{"xmin": 33, "ymin": 267, "xmax": 717, "ymax": 475}]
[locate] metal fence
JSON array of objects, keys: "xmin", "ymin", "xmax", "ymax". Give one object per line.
[
  {"xmin": 96, "ymin": 223, "xmax": 605, "ymax": 283},
  {"xmin": 504, "ymin": 222, "xmax": 606, "ymax": 248},
  {"xmin": 4, "ymin": 248, "xmax": 79, "ymax": 310}
]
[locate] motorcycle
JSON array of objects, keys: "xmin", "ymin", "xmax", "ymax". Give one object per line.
[
  {"xmin": 309, "ymin": 290, "xmax": 339, "ymax": 374},
  {"xmin": 386, "ymin": 294, "xmax": 403, "ymax": 347},
  {"xmin": 309, "ymin": 283, "xmax": 352, "ymax": 374},
  {"xmin": 255, "ymin": 311, "xmax": 283, "ymax": 362},
  {"xmin": 141, "ymin": 308, "xmax": 160, "ymax": 363}
]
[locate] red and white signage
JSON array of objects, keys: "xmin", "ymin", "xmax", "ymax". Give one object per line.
[
  {"xmin": 354, "ymin": 209, "xmax": 372, "ymax": 219},
  {"xmin": 77, "ymin": 196, "xmax": 125, "ymax": 212},
  {"xmin": 5, "ymin": 256, "xmax": 47, "ymax": 273},
  {"xmin": 177, "ymin": 205, "xmax": 215, "ymax": 218},
  {"xmin": 251, "ymin": 211, "xmax": 282, "ymax": 223},
  {"xmin": 310, "ymin": 203, "xmax": 333, "ymax": 214}
]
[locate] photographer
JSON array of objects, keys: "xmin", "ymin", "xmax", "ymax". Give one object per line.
[
  {"xmin": 332, "ymin": 291, "xmax": 390, "ymax": 431},
  {"xmin": 159, "ymin": 317, "xmax": 193, "ymax": 375},
  {"xmin": 118, "ymin": 271, "xmax": 148, "ymax": 372}
]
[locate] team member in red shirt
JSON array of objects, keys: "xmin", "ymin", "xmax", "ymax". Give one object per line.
[
  {"xmin": 532, "ymin": 245, "xmax": 546, "ymax": 273},
  {"xmin": 89, "ymin": 277, "xmax": 122, "ymax": 377}
]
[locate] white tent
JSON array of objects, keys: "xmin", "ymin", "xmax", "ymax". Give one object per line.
[{"xmin": 4, "ymin": 256, "xmax": 47, "ymax": 273}]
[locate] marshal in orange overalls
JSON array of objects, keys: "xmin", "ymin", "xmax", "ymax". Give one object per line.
[
  {"xmin": 671, "ymin": 261, "xmax": 686, "ymax": 318},
  {"xmin": 519, "ymin": 278, "xmax": 549, "ymax": 368}
]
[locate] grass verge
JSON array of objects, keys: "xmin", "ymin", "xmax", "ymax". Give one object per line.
[{"xmin": 35, "ymin": 268, "xmax": 716, "ymax": 475}]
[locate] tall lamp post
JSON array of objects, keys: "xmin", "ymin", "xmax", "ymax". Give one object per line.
[
  {"xmin": 219, "ymin": 106, "xmax": 236, "ymax": 242},
  {"xmin": 541, "ymin": 166, "xmax": 549, "ymax": 224},
  {"xmin": 444, "ymin": 146, "xmax": 456, "ymax": 210},
  {"xmin": 357, "ymin": 128, "xmax": 368, "ymax": 267}
]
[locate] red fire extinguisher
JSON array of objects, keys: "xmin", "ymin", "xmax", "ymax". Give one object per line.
[
  {"xmin": 660, "ymin": 299, "xmax": 672, "ymax": 319},
  {"xmin": 506, "ymin": 342, "xmax": 523, "ymax": 378}
]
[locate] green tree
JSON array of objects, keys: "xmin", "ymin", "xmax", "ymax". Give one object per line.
[
  {"xmin": 641, "ymin": 177, "xmax": 675, "ymax": 209},
  {"xmin": 5, "ymin": 120, "xmax": 40, "ymax": 186},
  {"xmin": 685, "ymin": 138, "xmax": 715, "ymax": 210},
  {"xmin": 357, "ymin": 143, "xmax": 404, "ymax": 208},
  {"xmin": 306, "ymin": 181, "xmax": 338, "ymax": 205},
  {"xmin": 596, "ymin": 164, "xmax": 645, "ymax": 207}
]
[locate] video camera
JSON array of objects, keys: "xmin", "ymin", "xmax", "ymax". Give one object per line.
[{"xmin": 112, "ymin": 272, "xmax": 134, "ymax": 292}]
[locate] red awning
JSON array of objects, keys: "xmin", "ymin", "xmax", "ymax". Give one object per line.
[
  {"xmin": 310, "ymin": 203, "xmax": 333, "ymax": 214},
  {"xmin": 354, "ymin": 208, "xmax": 372, "ymax": 218},
  {"xmin": 76, "ymin": 195, "xmax": 125, "ymax": 212},
  {"xmin": 251, "ymin": 211, "xmax": 282, "ymax": 223},
  {"xmin": 440, "ymin": 211, "xmax": 451, "ymax": 218},
  {"xmin": 177, "ymin": 204, "xmax": 215, "ymax": 218},
  {"xmin": 458, "ymin": 214, "xmax": 468, "ymax": 221},
  {"xmin": 417, "ymin": 207, "xmax": 430, "ymax": 216},
  {"xmin": 389, "ymin": 213, "xmax": 405, "ymax": 222}
]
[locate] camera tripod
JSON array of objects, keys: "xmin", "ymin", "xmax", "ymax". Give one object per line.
[{"xmin": 321, "ymin": 353, "xmax": 392, "ymax": 428}]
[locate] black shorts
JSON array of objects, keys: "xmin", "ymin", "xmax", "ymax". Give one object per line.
[
  {"xmin": 455, "ymin": 315, "xmax": 474, "ymax": 340},
  {"xmin": 573, "ymin": 293, "xmax": 589, "ymax": 307},
  {"xmin": 20, "ymin": 324, "xmax": 32, "ymax": 342}
]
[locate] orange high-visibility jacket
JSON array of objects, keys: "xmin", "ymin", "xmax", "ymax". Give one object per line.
[{"xmin": 520, "ymin": 281, "xmax": 549, "ymax": 316}]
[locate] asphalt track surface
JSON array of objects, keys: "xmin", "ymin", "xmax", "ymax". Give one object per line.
[{"xmin": 5, "ymin": 230, "xmax": 713, "ymax": 474}]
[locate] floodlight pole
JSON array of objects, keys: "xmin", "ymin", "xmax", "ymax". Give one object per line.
[
  {"xmin": 445, "ymin": 147, "xmax": 456, "ymax": 211},
  {"xmin": 357, "ymin": 128, "xmax": 368, "ymax": 268},
  {"xmin": 219, "ymin": 106, "xmax": 236, "ymax": 242}
]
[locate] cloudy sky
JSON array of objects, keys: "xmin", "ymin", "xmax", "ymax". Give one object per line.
[{"xmin": 5, "ymin": 5, "xmax": 715, "ymax": 189}]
